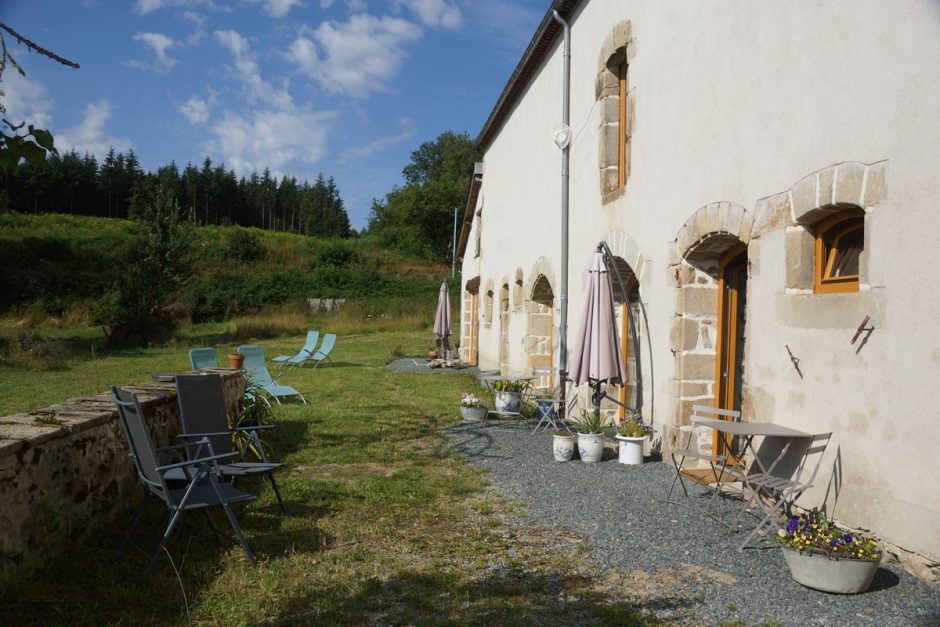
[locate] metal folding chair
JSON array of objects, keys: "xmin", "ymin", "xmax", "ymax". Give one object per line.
[
  {"xmin": 665, "ymin": 404, "xmax": 741, "ymax": 505},
  {"xmin": 111, "ymin": 386, "xmax": 257, "ymax": 575},
  {"xmin": 737, "ymin": 431, "xmax": 832, "ymax": 549},
  {"xmin": 176, "ymin": 373, "xmax": 288, "ymax": 516}
]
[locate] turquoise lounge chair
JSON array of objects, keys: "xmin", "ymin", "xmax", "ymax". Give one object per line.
[
  {"xmin": 309, "ymin": 333, "xmax": 336, "ymax": 368},
  {"xmin": 189, "ymin": 347, "xmax": 219, "ymax": 369},
  {"xmin": 271, "ymin": 331, "xmax": 319, "ymax": 368},
  {"xmin": 238, "ymin": 344, "xmax": 307, "ymax": 405}
]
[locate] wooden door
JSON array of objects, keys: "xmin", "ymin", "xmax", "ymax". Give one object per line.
[
  {"xmin": 468, "ymin": 292, "xmax": 479, "ymax": 366},
  {"xmin": 714, "ymin": 246, "xmax": 747, "ymax": 456},
  {"xmin": 499, "ymin": 293, "xmax": 510, "ymax": 374}
]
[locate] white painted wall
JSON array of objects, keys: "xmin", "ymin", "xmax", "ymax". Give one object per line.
[{"xmin": 461, "ymin": 0, "xmax": 940, "ymax": 565}]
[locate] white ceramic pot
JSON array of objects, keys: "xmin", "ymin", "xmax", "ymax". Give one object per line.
[
  {"xmin": 577, "ymin": 432, "xmax": 605, "ymax": 463},
  {"xmin": 615, "ymin": 435, "xmax": 646, "ymax": 465},
  {"xmin": 460, "ymin": 406, "xmax": 488, "ymax": 421},
  {"xmin": 493, "ymin": 390, "xmax": 523, "ymax": 413},
  {"xmin": 553, "ymin": 433, "xmax": 576, "ymax": 461},
  {"xmin": 781, "ymin": 547, "xmax": 882, "ymax": 594}
]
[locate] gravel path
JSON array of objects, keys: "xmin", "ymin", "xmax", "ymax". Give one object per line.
[{"xmin": 444, "ymin": 420, "xmax": 940, "ymax": 626}]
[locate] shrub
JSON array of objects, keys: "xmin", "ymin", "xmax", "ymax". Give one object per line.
[
  {"xmin": 225, "ymin": 230, "xmax": 266, "ymax": 261},
  {"xmin": 312, "ymin": 240, "xmax": 357, "ymax": 267}
]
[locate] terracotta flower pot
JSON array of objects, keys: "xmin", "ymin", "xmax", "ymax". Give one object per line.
[{"xmin": 227, "ymin": 353, "xmax": 246, "ymax": 369}]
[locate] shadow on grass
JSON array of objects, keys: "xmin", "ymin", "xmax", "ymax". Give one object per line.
[{"xmin": 268, "ymin": 568, "xmax": 685, "ymax": 626}]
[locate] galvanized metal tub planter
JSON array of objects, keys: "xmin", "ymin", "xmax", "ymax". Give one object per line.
[
  {"xmin": 460, "ymin": 406, "xmax": 488, "ymax": 421},
  {"xmin": 781, "ymin": 547, "xmax": 882, "ymax": 594},
  {"xmin": 493, "ymin": 390, "xmax": 523, "ymax": 414}
]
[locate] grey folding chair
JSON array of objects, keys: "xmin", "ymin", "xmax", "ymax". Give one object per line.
[
  {"xmin": 737, "ymin": 431, "xmax": 833, "ymax": 549},
  {"xmin": 666, "ymin": 404, "xmax": 741, "ymax": 505},
  {"xmin": 111, "ymin": 386, "xmax": 257, "ymax": 575},
  {"xmin": 176, "ymin": 373, "xmax": 288, "ymax": 516}
]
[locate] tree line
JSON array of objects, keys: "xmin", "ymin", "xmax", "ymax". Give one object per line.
[{"xmin": 1, "ymin": 148, "xmax": 352, "ymax": 237}]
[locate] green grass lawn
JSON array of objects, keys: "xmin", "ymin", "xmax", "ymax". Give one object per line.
[{"xmin": 0, "ymin": 329, "xmax": 661, "ymax": 626}]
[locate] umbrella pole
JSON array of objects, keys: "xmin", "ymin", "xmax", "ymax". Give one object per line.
[{"xmin": 594, "ymin": 379, "xmax": 601, "ymax": 419}]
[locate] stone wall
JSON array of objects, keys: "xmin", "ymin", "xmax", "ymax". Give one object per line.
[{"xmin": 0, "ymin": 370, "xmax": 245, "ymax": 585}]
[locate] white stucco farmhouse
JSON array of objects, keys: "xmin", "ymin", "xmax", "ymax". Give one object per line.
[{"xmin": 456, "ymin": 0, "xmax": 940, "ymax": 579}]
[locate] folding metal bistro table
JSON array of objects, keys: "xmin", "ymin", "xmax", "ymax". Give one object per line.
[{"xmin": 692, "ymin": 418, "xmax": 811, "ymax": 544}]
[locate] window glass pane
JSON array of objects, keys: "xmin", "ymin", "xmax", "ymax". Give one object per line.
[{"xmin": 830, "ymin": 225, "xmax": 863, "ymax": 277}]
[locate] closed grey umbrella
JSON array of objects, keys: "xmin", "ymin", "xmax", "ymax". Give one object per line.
[
  {"xmin": 569, "ymin": 252, "xmax": 625, "ymax": 415},
  {"xmin": 433, "ymin": 281, "xmax": 453, "ymax": 356}
]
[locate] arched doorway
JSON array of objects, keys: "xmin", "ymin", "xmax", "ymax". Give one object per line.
[
  {"xmin": 499, "ymin": 281, "xmax": 510, "ymax": 374},
  {"xmin": 462, "ymin": 276, "xmax": 480, "ymax": 365},
  {"xmin": 679, "ymin": 232, "xmax": 749, "ymax": 459},
  {"xmin": 525, "ymin": 274, "xmax": 555, "ymax": 389},
  {"xmin": 610, "ymin": 256, "xmax": 641, "ymax": 419}
]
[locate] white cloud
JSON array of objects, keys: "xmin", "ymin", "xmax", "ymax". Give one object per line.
[
  {"xmin": 180, "ymin": 96, "xmax": 210, "ymax": 124},
  {"xmin": 56, "ymin": 100, "xmax": 133, "ymax": 157},
  {"xmin": 262, "ymin": 0, "xmax": 303, "ymax": 18},
  {"xmin": 182, "ymin": 11, "xmax": 207, "ymax": 45},
  {"xmin": 320, "ymin": 0, "xmax": 334, "ymax": 8},
  {"xmin": 134, "ymin": 0, "xmax": 225, "ymax": 15},
  {"xmin": 339, "ymin": 116, "xmax": 415, "ymax": 163},
  {"xmin": 206, "ymin": 107, "xmax": 335, "ymax": 177},
  {"xmin": 286, "ymin": 14, "xmax": 422, "ymax": 98},
  {"xmin": 132, "ymin": 32, "xmax": 178, "ymax": 73},
  {"xmin": 346, "ymin": 0, "xmax": 366, "ymax": 11},
  {"xmin": 215, "ymin": 29, "xmax": 294, "ymax": 111},
  {"xmin": 398, "ymin": 0, "xmax": 461, "ymax": 30},
  {"xmin": 1, "ymin": 70, "xmax": 54, "ymax": 130}
]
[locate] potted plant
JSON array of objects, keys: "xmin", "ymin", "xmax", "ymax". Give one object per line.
[
  {"xmin": 775, "ymin": 510, "xmax": 882, "ymax": 594},
  {"xmin": 227, "ymin": 351, "xmax": 246, "ymax": 369},
  {"xmin": 492, "ymin": 379, "xmax": 528, "ymax": 414},
  {"xmin": 615, "ymin": 411, "xmax": 653, "ymax": 465},
  {"xmin": 459, "ymin": 392, "xmax": 488, "ymax": 421},
  {"xmin": 552, "ymin": 427, "xmax": 576, "ymax": 461},
  {"xmin": 572, "ymin": 412, "xmax": 606, "ymax": 463}
]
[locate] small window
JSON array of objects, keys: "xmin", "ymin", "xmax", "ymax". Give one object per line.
[
  {"xmin": 814, "ymin": 210, "xmax": 864, "ymax": 294},
  {"xmin": 474, "ymin": 209, "xmax": 482, "ymax": 258},
  {"xmin": 618, "ymin": 61, "xmax": 628, "ymax": 189}
]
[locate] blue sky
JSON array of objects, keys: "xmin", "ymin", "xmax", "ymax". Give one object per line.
[{"xmin": 1, "ymin": 0, "xmax": 546, "ymax": 229}]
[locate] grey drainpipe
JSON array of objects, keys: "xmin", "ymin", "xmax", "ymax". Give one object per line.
[{"xmin": 552, "ymin": 9, "xmax": 571, "ymax": 421}]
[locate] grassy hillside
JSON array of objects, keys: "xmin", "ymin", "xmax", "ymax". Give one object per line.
[{"xmin": 0, "ymin": 212, "xmax": 451, "ymax": 324}]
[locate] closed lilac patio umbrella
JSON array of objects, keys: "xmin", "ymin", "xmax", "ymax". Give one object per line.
[
  {"xmin": 569, "ymin": 251, "xmax": 625, "ymax": 416},
  {"xmin": 433, "ymin": 281, "xmax": 453, "ymax": 356}
]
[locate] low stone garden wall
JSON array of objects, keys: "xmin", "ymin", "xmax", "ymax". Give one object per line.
[{"xmin": 0, "ymin": 369, "xmax": 245, "ymax": 585}]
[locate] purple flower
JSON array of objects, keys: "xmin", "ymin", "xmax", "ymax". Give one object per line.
[
  {"xmin": 842, "ymin": 533, "xmax": 854, "ymax": 543},
  {"xmin": 786, "ymin": 516, "xmax": 799, "ymax": 532}
]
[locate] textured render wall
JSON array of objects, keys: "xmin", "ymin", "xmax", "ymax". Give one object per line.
[
  {"xmin": 0, "ymin": 370, "xmax": 245, "ymax": 585},
  {"xmin": 462, "ymin": 0, "xmax": 940, "ymax": 577}
]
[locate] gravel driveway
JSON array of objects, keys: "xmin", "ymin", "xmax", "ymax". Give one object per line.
[{"xmin": 444, "ymin": 420, "xmax": 940, "ymax": 626}]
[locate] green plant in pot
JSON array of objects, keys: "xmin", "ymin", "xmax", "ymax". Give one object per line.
[
  {"xmin": 572, "ymin": 412, "xmax": 606, "ymax": 463},
  {"xmin": 492, "ymin": 379, "xmax": 528, "ymax": 414},
  {"xmin": 775, "ymin": 509, "xmax": 882, "ymax": 594},
  {"xmin": 232, "ymin": 378, "xmax": 275, "ymax": 461}
]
